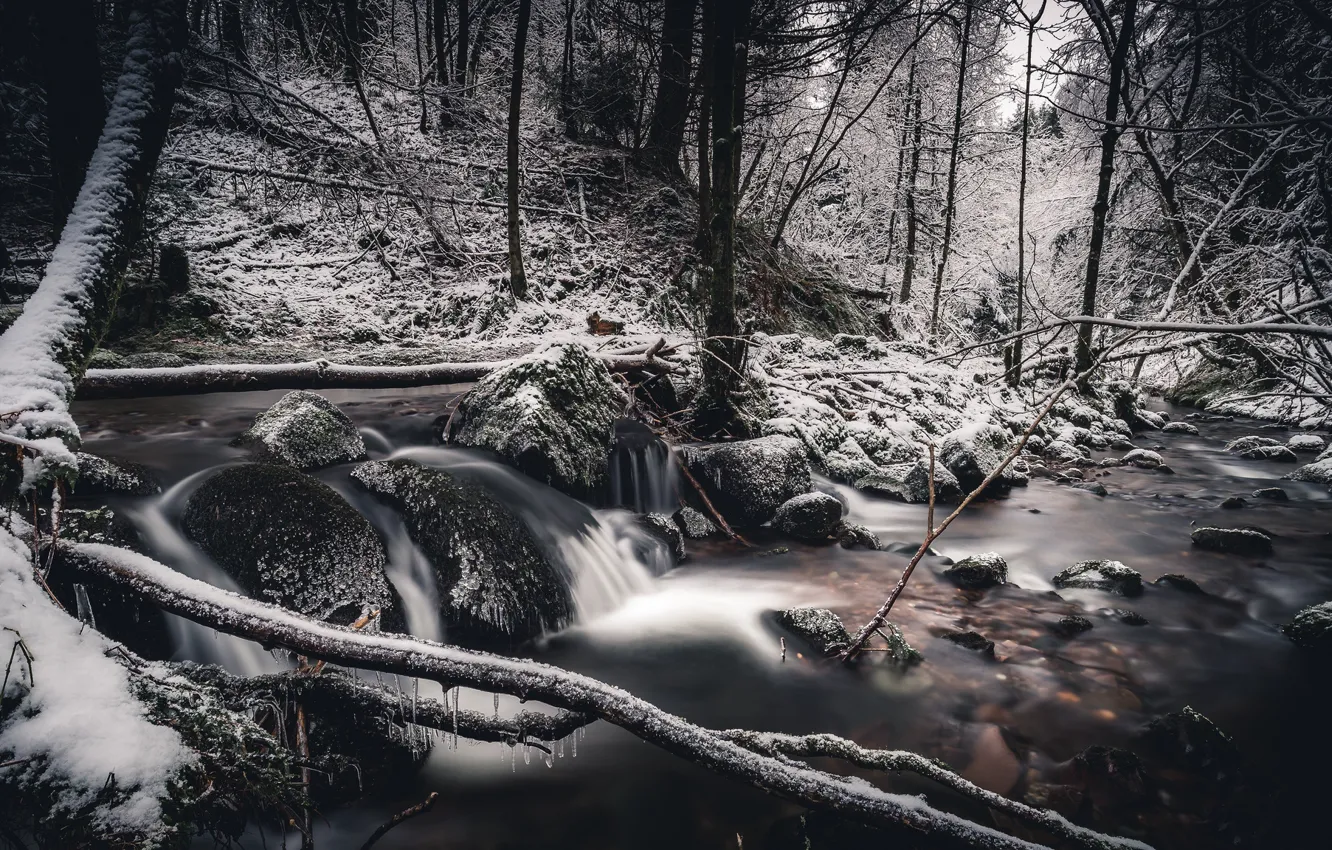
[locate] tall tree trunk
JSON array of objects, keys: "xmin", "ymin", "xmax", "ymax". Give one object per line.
[
  {"xmin": 694, "ymin": 0, "xmax": 714, "ymax": 248},
  {"xmin": 928, "ymin": 0, "xmax": 973, "ymax": 337},
  {"xmin": 343, "ymin": 0, "xmax": 363, "ymax": 80},
  {"xmin": 695, "ymin": 0, "xmax": 749, "ymax": 436},
  {"xmin": 220, "ymin": 0, "xmax": 246, "ymax": 58},
  {"xmin": 0, "ymin": 0, "xmax": 186, "ymax": 433},
  {"xmin": 1009, "ymin": 0, "xmax": 1045, "ymax": 387},
  {"xmin": 1074, "ymin": 0, "xmax": 1138, "ymax": 384},
  {"xmin": 456, "ymin": 0, "xmax": 469, "ymax": 87},
  {"xmin": 38, "ymin": 0, "xmax": 107, "ymax": 237},
  {"xmin": 283, "ymin": 0, "xmax": 313, "ymax": 62},
  {"xmin": 507, "ymin": 0, "xmax": 532, "ymax": 299},
  {"xmin": 644, "ymin": 0, "xmax": 697, "ymax": 176},
  {"xmin": 898, "ymin": 86, "xmax": 923, "ymax": 303},
  {"xmin": 886, "ymin": 0, "xmax": 923, "ymax": 272},
  {"xmin": 560, "ymin": 0, "xmax": 575, "ymax": 135},
  {"xmin": 431, "ymin": 0, "xmax": 447, "ymax": 83}
]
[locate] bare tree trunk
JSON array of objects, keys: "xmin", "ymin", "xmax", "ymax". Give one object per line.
[
  {"xmin": 38, "ymin": 0, "xmax": 107, "ymax": 236},
  {"xmin": 1009, "ymin": 0, "xmax": 1046, "ymax": 386},
  {"xmin": 695, "ymin": 0, "xmax": 749, "ymax": 437},
  {"xmin": 1074, "ymin": 0, "xmax": 1138, "ymax": 384},
  {"xmin": 644, "ymin": 0, "xmax": 697, "ymax": 175},
  {"xmin": 898, "ymin": 87, "xmax": 923, "ymax": 302},
  {"xmin": 343, "ymin": 0, "xmax": 363, "ymax": 81},
  {"xmin": 694, "ymin": 0, "xmax": 714, "ymax": 248},
  {"xmin": 560, "ymin": 0, "xmax": 575, "ymax": 134},
  {"xmin": 507, "ymin": 0, "xmax": 532, "ymax": 299},
  {"xmin": 456, "ymin": 0, "xmax": 469, "ymax": 87},
  {"xmin": 0, "ymin": 0, "xmax": 187, "ymax": 436},
  {"xmin": 928, "ymin": 0, "xmax": 973, "ymax": 337},
  {"xmin": 286, "ymin": 0, "xmax": 314, "ymax": 63},
  {"xmin": 220, "ymin": 0, "xmax": 246, "ymax": 59},
  {"xmin": 431, "ymin": 0, "xmax": 447, "ymax": 83}
]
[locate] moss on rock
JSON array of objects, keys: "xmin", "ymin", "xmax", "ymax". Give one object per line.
[{"xmin": 232, "ymin": 390, "xmax": 367, "ymax": 470}]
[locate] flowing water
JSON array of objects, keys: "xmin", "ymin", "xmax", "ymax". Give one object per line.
[{"xmin": 70, "ymin": 388, "xmax": 1332, "ymax": 849}]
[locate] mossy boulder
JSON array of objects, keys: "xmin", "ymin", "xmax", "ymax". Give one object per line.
[
  {"xmin": 1224, "ymin": 436, "xmax": 1281, "ymax": 454},
  {"xmin": 772, "ymin": 492, "xmax": 844, "ymax": 543},
  {"xmin": 351, "ymin": 459, "xmax": 571, "ymax": 644},
  {"xmin": 673, "ymin": 505, "xmax": 720, "ymax": 539},
  {"xmin": 855, "ymin": 459, "xmax": 962, "ymax": 504},
  {"xmin": 943, "ymin": 552, "xmax": 1008, "ymax": 589},
  {"xmin": 182, "ymin": 464, "xmax": 393, "ymax": 624},
  {"xmin": 232, "ymin": 390, "xmax": 367, "ymax": 470},
  {"xmin": 1053, "ymin": 560, "xmax": 1143, "ymax": 596},
  {"xmin": 636, "ymin": 513, "xmax": 686, "ymax": 563},
  {"xmin": 448, "ymin": 344, "xmax": 627, "ymax": 501},
  {"xmin": 683, "ymin": 435, "xmax": 811, "ymax": 526},
  {"xmin": 1122, "ymin": 449, "xmax": 1164, "ymax": 469},
  {"xmin": 71, "ymin": 452, "xmax": 160, "ymax": 498},
  {"xmin": 1287, "ymin": 456, "xmax": 1332, "ymax": 489},
  {"xmin": 1282, "ymin": 601, "xmax": 1332, "ymax": 651}
]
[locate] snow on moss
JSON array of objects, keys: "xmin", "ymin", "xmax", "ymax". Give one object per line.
[
  {"xmin": 0, "ymin": 527, "xmax": 189, "ymax": 837},
  {"xmin": 232, "ymin": 390, "xmax": 367, "ymax": 469}
]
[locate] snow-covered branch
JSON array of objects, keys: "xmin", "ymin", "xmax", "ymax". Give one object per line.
[{"xmin": 66, "ymin": 541, "xmax": 1147, "ymax": 850}]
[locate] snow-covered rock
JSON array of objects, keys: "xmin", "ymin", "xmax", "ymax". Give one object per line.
[
  {"xmin": 682, "ymin": 436, "xmax": 810, "ymax": 527},
  {"xmin": 1286, "ymin": 457, "xmax": 1332, "ymax": 488},
  {"xmin": 834, "ymin": 521, "xmax": 880, "ymax": 550},
  {"xmin": 1133, "ymin": 410, "xmax": 1165, "ymax": 430},
  {"xmin": 1191, "ymin": 526, "xmax": 1273, "ymax": 555},
  {"xmin": 232, "ymin": 390, "xmax": 367, "ymax": 470},
  {"xmin": 1286, "ymin": 434, "xmax": 1325, "ymax": 453},
  {"xmin": 939, "ymin": 422, "xmax": 1018, "ymax": 492},
  {"xmin": 352, "ymin": 459, "xmax": 572, "ymax": 643},
  {"xmin": 1240, "ymin": 445, "xmax": 1298, "ymax": 462},
  {"xmin": 855, "ymin": 459, "xmax": 962, "ymax": 504},
  {"xmin": 1162, "ymin": 422, "xmax": 1198, "ymax": 435},
  {"xmin": 771, "ymin": 492, "xmax": 844, "ymax": 543},
  {"xmin": 774, "ymin": 607, "xmax": 850, "ymax": 657},
  {"xmin": 71, "ymin": 451, "xmax": 160, "ymax": 497},
  {"xmin": 942, "ymin": 552, "xmax": 1008, "ymax": 589},
  {"xmin": 1043, "ymin": 440, "xmax": 1085, "ymax": 464},
  {"xmin": 449, "ymin": 343, "xmax": 626, "ymax": 502},
  {"xmin": 183, "ymin": 464, "xmax": 394, "ymax": 625},
  {"xmin": 636, "ymin": 513, "xmax": 686, "ymax": 563},
  {"xmin": 673, "ymin": 506, "xmax": 720, "ymax": 539},
  {"xmin": 1122, "ymin": 448, "xmax": 1164, "ymax": 469},
  {"xmin": 1052, "ymin": 560, "xmax": 1143, "ymax": 596},
  {"xmin": 1224, "ymin": 435, "xmax": 1281, "ymax": 454},
  {"xmin": 1282, "ymin": 601, "xmax": 1332, "ymax": 651}
]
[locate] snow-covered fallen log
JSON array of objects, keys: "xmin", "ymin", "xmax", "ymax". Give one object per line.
[
  {"xmin": 0, "ymin": 0, "xmax": 186, "ymax": 448},
  {"xmin": 74, "ymin": 351, "xmax": 685, "ymax": 398},
  {"xmin": 68, "ymin": 540, "xmax": 1149, "ymax": 850}
]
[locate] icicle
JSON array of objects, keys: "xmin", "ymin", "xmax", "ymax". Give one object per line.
[
  {"xmin": 544, "ymin": 751, "xmax": 553, "ymax": 768},
  {"xmin": 493, "ymin": 691, "xmax": 499, "ymax": 718},
  {"xmin": 523, "ymin": 743, "xmax": 531, "ymax": 765},
  {"xmin": 572, "ymin": 732, "xmax": 577, "ymax": 758},
  {"xmin": 73, "ymin": 583, "xmax": 96, "ymax": 629},
  {"xmin": 558, "ymin": 738, "xmax": 565, "ymax": 758},
  {"xmin": 511, "ymin": 745, "xmax": 516, "ymax": 772},
  {"xmin": 451, "ymin": 686, "xmax": 459, "ymax": 750}
]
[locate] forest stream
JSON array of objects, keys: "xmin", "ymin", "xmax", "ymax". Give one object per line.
[{"xmin": 67, "ymin": 386, "xmax": 1332, "ymax": 850}]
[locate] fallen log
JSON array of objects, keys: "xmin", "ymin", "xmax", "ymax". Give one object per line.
[
  {"xmin": 74, "ymin": 353, "xmax": 685, "ymax": 399},
  {"xmin": 67, "ymin": 541, "xmax": 1147, "ymax": 850}
]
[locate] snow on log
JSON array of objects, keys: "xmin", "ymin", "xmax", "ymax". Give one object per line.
[
  {"xmin": 68, "ymin": 540, "xmax": 1149, "ymax": 850},
  {"xmin": 74, "ymin": 352, "xmax": 685, "ymax": 399},
  {"xmin": 0, "ymin": 0, "xmax": 186, "ymax": 446}
]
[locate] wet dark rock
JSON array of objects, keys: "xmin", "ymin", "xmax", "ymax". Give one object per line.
[
  {"xmin": 1282, "ymin": 601, "xmax": 1332, "ymax": 651},
  {"xmin": 449, "ymin": 343, "xmax": 627, "ymax": 501},
  {"xmin": 1136, "ymin": 706, "xmax": 1240, "ymax": 782},
  {"xmin": 232, "ymin": 390, "xmax": 367, "ymax": 470},
  {"xmin": 70, "ymin": 452, "xmax": 160, "ymax": 498},
  {"xmin": 941, "ymin": 630, "xmax": 995, "ymax": 657},
  {"xmin": 1162, "ymin": 421, "xmax": 1199, "ymax": 435},
  {"xmin": 775, "ymin": 607, "xmax": 850, "ymax": 657},
  {"xmin": 1240, "ymin": 445, "xmax": 1298, "ymax": 463},
  {"xmin": 1074, "ymin": 481, "xmax": 1109, "ymax": 496},
  {"xmin": 771, "ymin": 492, "xmax": 844, "ymax": 543},
  {"xmin": 1191, "ymin": 526, "xmax": 1273, "ymax": 555},
  {"xmin": 1154, "ymin": 573, "xmax": 1204, "ymax": 594},
  {"xmin": 855, "ymin": 459, "xmax": 962, "ymax": 504},
  {"xmin": 1121, "ymin": 448, "xmax": 1164, "ymax": 469},
  {"xmin": 1051, "ymin": 615, "xmax": 1093, "ymax": 637},
  {"xmin": 942, "ymin": 552, "xmax": 1008, "ymax": 589},
  {"xmin": 1073, "ymin": 745, "xmax": 1148, "ymax": 801},
  {"xmin": 352, "ymin": 459, "xmax": 571, "ymax": 644},
  {"xmin": 834, "ymin": 521, "xmax": 880, "ymax": 550},
  {"xmin": 1157, "ymin": 464, "xmax": 1176, "ymax": 474},
  {"xmin": 683, "ymin": 435, "xmax": 810, "ymax": 526},
  {"xmin": 1224, "ymin": 435, "xmax": 1281, "ymax": 454},
  {"xmin": 1105, "ymin": 608, "xmax": 1149, "ymax": 626},
  {"xmin": 183, "ymin": 464, "xmax": 393, "ymax": 625},
  {"xmin": 673, "ymin": 505, "xmax": 720, "ymax": 539},
  {"xmin": 1109, "ymin": 438, "xmax": 1135, "ymax": 451},
  {"xmin": 636, "ymin": 513, "xmax": 686, "ymax": 563},
  {"xmin": 1053, "ymin": 560, "xmax": 1143, "ymax": 596},
  {"xmin": 873, "ymin": 622, "xmax": 923, "ymax": 670},
  {"xmin": 1220, "ymin": 496, "xmax": 1246, "ymax": 509},
  {"xmin": 939, "ymin": 423, "xmax": 1019, "ymax": 492},
  {"xmin": 1062, "ymin": 468, "xmax": 1085, "ymax": 480},
  {"xmin": 1252, "ymin": 487, "xmax": 1289, "ymax": 501}
]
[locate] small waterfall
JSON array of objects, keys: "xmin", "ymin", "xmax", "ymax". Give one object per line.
[
  {"xmin": 346, "ymin": 493, "xmax": 446, "ymax": 642},
  {"xmin": 125, "ymin": 468, "xmax": 286, "ymax": 676},
  {"xmin": 607, "ymin": 419, "xmax": 678, "ymax": 514},
  {"xmin": 390, "ymin": 447, "xmax": 659, "ymax": 620}
]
